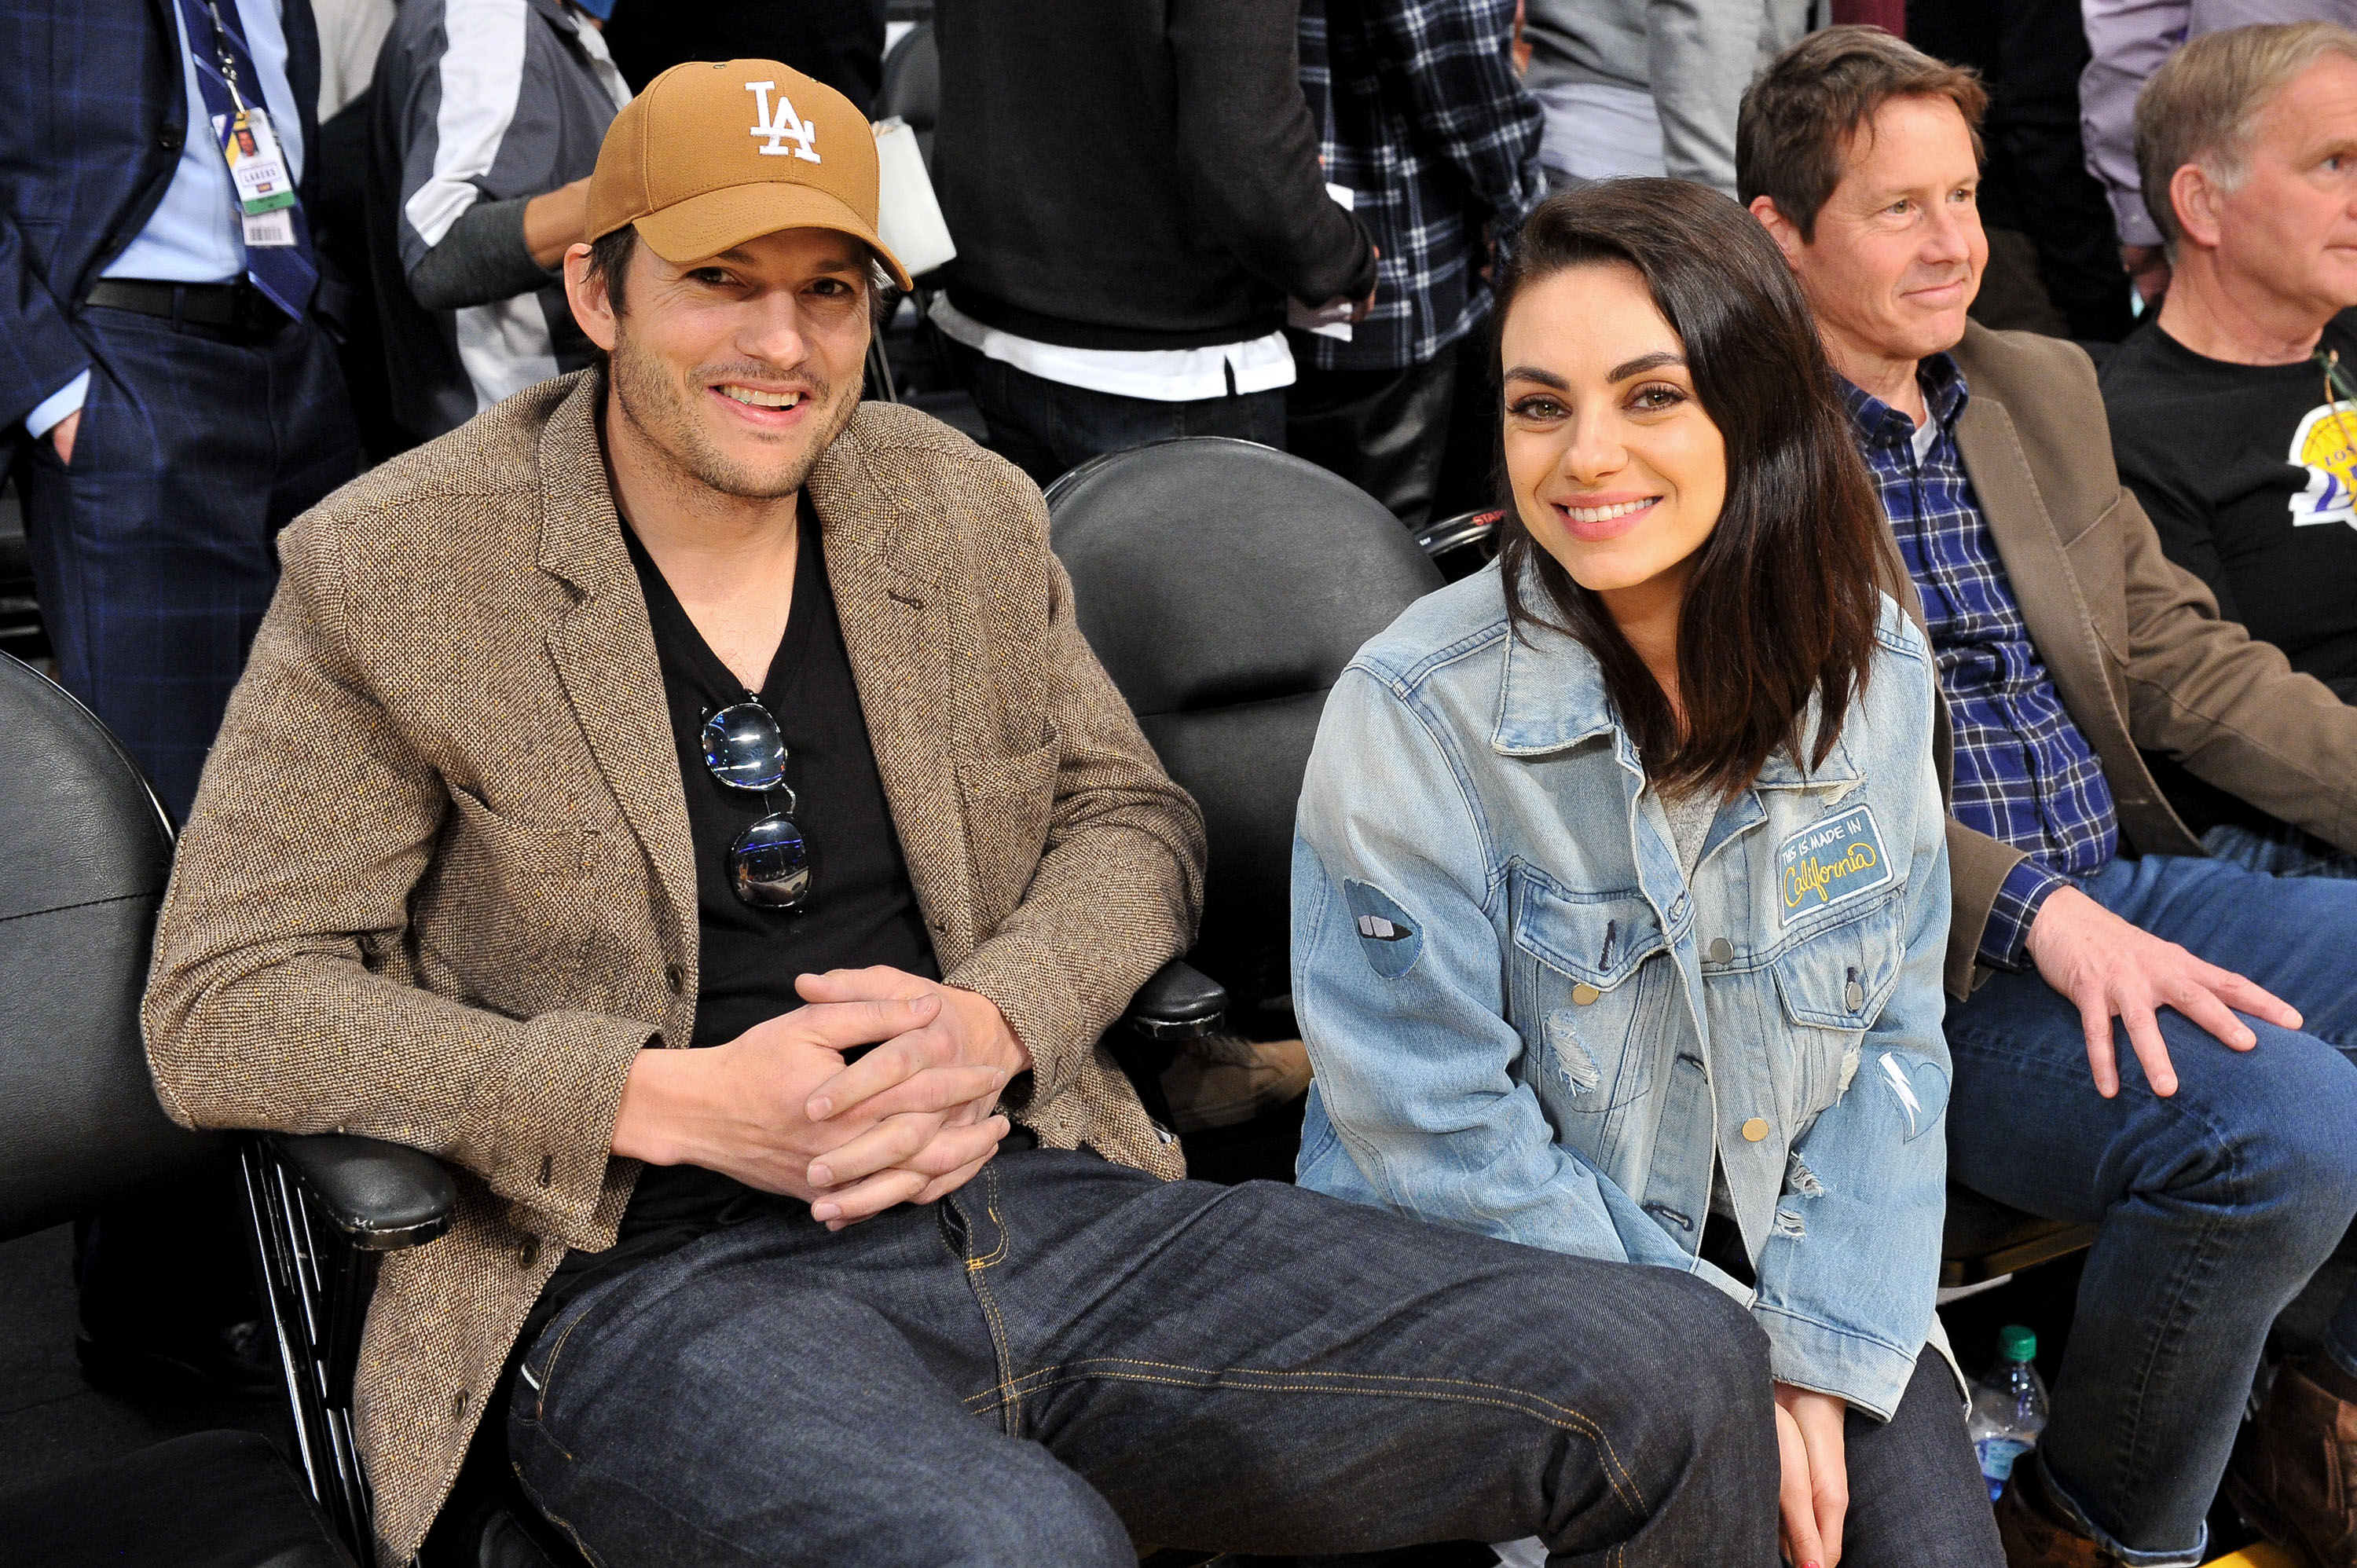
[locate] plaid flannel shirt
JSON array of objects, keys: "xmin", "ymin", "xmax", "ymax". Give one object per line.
[
  {"xmin": 1842, "ymin": 356, "xmax": 2121, "ymax": 968},
  {"xmin": 1297, "ymin": 0, "xmax": 1544, "ymax": 372}
]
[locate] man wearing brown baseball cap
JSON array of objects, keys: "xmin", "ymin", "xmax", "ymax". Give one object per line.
[{"xmin": 145, "ymin": 59, "xmax": 1772, "ymax": 1566}]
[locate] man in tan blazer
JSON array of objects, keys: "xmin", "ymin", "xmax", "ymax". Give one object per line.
[
  {"xmin": 1745, "ymin": 28, "xmax": 2357, "ymax": 1568},
  {"xmin": 142, "ymin": 60, "xmax": 1776, "ymax": 1568}
]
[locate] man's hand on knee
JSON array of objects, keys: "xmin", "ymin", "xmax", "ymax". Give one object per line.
[
  {"xmin": 610, "ymin": 995, "xmax": 1011, "ymax": 1211},
  {"xmin": 2025, "ymin": 885, "xmax": 2303, "ymax": 1097}
]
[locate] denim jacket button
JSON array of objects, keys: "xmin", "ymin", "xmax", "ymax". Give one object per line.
[
  {"xmin": 1706, "ymin": 937, "xmax": 1733, "ymax": 965},
  {"xmin": 1740, "ymin": 1116, "xmax": 1770, "ymax": 1142},
  {"xmin": 1845, "ymin": 979, "xmax": 1866, "ymax": 1011},
  {"xmin": 1571, "ymin": 982, "xmax": 1600, "ymax": 1006}
]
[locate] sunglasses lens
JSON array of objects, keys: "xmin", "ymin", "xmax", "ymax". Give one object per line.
[
  {"xmin": 730, "ymin": 812, "xmax": 811, "ymax": 910},
  {"xmin": 702, "ymin": 702, "xmax": 786, "ymax": 791}
]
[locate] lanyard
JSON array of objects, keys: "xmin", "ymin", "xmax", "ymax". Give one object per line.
[
  {"xmin": 192, "ymin": 0, "xmax": 253, "ymax": 116},
  {"xmin": 2315, "ymin": 346, "xmax": 2357, "ymax": 458}
]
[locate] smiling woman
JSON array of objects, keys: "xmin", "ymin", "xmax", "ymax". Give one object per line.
[
  {"xmin": 1490, "ymin": 178, "xmax": 1901, "ymax": 799},
  {"xmin": 1291, "ymin": 177, "xmax": 2000, "ymax": 1568}
]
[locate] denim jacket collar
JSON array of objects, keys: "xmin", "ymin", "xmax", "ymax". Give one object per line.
[{"xmin": 1487, "ymin": 586, "xmax": 1865, "ymax": 795}]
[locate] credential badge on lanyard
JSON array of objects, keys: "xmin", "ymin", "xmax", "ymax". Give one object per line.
[{"xmin": 196, "ymin": 0, "xmax": 297, "ymax": 247}]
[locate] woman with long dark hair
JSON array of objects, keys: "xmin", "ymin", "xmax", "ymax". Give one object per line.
[{"xmin": 1291, "ymin": 179, "xmax": 1996, "ymax": 1567}]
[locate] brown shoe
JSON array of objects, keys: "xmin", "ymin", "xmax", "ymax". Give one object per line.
[
  {"xmin": 1159, "ymin": 1035, "xmax": 1311, "ymax": 1133},
  {"xmin": 2222, "ymin": 1357, "xmax": 2357, "ymax": 1568},
  {"xmin": 1993, "ymin": 1460, "xmax": 2111, "ymax": 1568}
]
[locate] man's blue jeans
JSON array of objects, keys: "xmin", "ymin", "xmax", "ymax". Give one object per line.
[
  {"xmin": 1945, "ymin": 853, "xmax": 2357, "ymax": 1564},
  {"xmin": 508, "ymin": 1149, "xmax": 1778, "ymax": 1566}
]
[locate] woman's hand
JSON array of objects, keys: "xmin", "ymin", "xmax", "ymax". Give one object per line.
[{"xmin": 1773, "ymin": 1382, "xmax": 1849, "ymax": 1567}]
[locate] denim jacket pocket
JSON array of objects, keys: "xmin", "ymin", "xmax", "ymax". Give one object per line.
[
  {"xmin": 1769, "ymin": 892, "xmax": 1907, "ymax": 1119},
  {"xmin": 1509, "ymin": 879, "xmax": 1669, "ymax": 1112}
]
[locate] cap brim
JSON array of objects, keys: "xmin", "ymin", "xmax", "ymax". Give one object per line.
[{"xmin": 631, "ymin": 182, "xmax": 915, "ymax": 291}]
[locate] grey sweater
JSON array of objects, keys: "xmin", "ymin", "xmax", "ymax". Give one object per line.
[{"xmin": 1521, "ymin": 0, "xmax": 1807, "ymax": 194}]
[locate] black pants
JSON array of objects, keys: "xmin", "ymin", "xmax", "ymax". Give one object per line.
[
  {"xmin": 511, "ymin": 1149, "xmax": 1780, "ymax": 1566},
  {"xmin": 1286, "ymin": 332, "xmax": 1498, "ymax": 529},
  {"xmin": 955, "ymin": 343, "xmax": 1288, "ymax": 491},
  {"xmin": 1835, "ymin": 1353, "xmax": 2008, "ymax": 1568}
]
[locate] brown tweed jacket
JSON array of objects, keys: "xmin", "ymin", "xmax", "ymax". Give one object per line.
[{"xmin": 140, "ymin": 372, "xmax": 1204, "ymax": 1565}]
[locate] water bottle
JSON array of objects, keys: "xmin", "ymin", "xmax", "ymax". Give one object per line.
[{"xmin": 1968, "ymin": 1324, "xmax": 2051, "ymax": 1501}]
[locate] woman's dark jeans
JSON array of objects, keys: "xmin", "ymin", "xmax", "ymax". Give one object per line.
[{"xmin": 510, "ymin": 1149, "xmax": 1778, "ymax": 1566}]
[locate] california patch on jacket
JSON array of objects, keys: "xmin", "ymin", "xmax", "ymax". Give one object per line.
[{"xmin": 1778, "ymin": 804, "xmax": 1893, "ymax": 925}]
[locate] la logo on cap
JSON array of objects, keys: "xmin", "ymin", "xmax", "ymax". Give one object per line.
[{"xmin": 746, "ymin": 80, "xmax": 820, "ymax": 163}]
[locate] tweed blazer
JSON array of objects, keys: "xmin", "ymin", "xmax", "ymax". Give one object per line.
[
  {"xmin": 1919, "ymin": 324, "xmax": 2357, "ymax": 996},
  {"xmin": 141, "ymin": 371, "xmax": 1205, "ymax": 1565}
]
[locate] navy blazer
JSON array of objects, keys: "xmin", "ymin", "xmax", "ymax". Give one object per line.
[{"xmin": 0, "ymin": 0, "xmax": 323, "ymax": 439}]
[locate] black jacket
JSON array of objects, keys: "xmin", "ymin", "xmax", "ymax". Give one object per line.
[{"xmin": 933, "ymin": 0, "xmax": 1376, "ymax": 352}]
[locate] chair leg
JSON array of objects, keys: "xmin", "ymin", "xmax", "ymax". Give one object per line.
[{"xmin": 241, "ymin": 1138, "xmax": 376, "ymax": 1561}]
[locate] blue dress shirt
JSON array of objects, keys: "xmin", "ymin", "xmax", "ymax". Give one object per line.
[{"xmin": 26, "ymin": 0, "xmax": 301, "ymax": 438}]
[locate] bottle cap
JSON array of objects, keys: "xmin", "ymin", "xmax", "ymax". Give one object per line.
[{"xmin": 1999, "ymin": 1324, "xmax": 2037, "ymax": 1362}]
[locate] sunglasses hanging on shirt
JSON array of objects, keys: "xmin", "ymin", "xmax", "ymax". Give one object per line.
[{"xmin": 700, "ymin": 699, "xmax": 812, "ymax": 912}]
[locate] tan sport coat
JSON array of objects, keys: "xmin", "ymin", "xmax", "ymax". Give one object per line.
[
  {"xmin": 140, "ymin": 372, "xmax": 1205, "ymax": 1565},
  {"xmin": 1927, "ymin": 323, "xmax": 2357, "ymax": 996}
]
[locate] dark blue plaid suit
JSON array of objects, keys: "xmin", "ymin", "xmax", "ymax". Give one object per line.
[{"xmin": 2, "ymin": 0, "xmax": 357, "ymax": 821}]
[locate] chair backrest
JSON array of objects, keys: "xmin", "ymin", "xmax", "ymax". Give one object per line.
[
  {"xmin": 1046, "ymin": 439, "xmax": 1442, "ymax": 1009},
  {"xmin": 0, "ymin": 653, "xmax": 215, "ymax": 1241},
  {"xmin": 878, "ymin": 21, "xmax": 938, "ymax": 167}
]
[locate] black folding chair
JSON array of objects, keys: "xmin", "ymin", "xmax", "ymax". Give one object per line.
[
  {"xmin": 1043, "ymin": 438, "xmax": 1441, "ymax": 1178},
  {"xmin": 0, "ymin": 650, "xmax": 351, "ymax": 1568}
]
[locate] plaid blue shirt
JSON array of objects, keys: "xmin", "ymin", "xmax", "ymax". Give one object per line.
[
  {"xmin": 1842, "ymin": 357, "xmax": 2121, "ymax": 967},
  {"xmin": 1296, "ymin": 0, "xmax": 1544, "ymax": 372}
]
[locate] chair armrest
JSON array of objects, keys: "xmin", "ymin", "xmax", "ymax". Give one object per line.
[
  {"xmin": 1122, "ymin": 959, "xmax": 1227, "ymax": 1042},
  {"xmin": 266, "ymin": 1133, "xmax": 456, "ymax": 1251}
]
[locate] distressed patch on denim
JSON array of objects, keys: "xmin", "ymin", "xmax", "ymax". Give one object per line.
[
  {"xmin": 1343, "ymin": 879, "xmax": 1422, "ymax": 979},
  {"xmin": 1543, "ymin": 1010, "xmax": 1600, "ymax": 1092}
]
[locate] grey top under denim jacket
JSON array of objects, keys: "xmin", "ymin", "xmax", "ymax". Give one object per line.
[{"xmin": 1292, "ymin": 566, "xmax": 1952, "ymax": 1419}]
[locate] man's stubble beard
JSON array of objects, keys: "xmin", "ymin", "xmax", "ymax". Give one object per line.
[{"xmin": 607, "ymin": 324, "xmax": 863, "ymax": 503}]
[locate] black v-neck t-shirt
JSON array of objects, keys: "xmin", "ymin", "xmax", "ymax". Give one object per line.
[{"xmin": 528, "ymin": 506, "xmax": 938, "ymax": 1335}]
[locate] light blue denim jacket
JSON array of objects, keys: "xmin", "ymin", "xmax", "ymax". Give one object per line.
[{"xmin": 1291, "ymin": 566, "xmax": 1952, "ymax": 1419}]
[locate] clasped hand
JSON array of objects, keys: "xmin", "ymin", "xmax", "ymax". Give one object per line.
[
  {"xmin": 1774, "ymin": 1382, "xmax": 1847, "ymax": 1568},
  {"xmin": 610, "ymin": 965, "xmax": 1031, "ymax": 1229}
]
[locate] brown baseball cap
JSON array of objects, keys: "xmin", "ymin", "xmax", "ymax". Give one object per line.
[{"xmin": 586, "ymin": 59, "xmax": 913, "ymax": 289}]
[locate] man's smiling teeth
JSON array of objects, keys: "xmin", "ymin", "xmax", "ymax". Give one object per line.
[
  {"xmin": 719, "ymin": 385, "xmax": 803, "ymax": 408},
  {"xmin": 1563, "ymin": 497, "xmax": 1657, "ymax": 523}
]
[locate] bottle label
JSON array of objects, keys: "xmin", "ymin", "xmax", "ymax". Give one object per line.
[{"xmin": 1976, "ymin": 1436, "xmax": 2032, "ymax": 1501}]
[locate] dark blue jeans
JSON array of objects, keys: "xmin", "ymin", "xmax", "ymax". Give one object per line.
[
  {"xmin": 1945, "ymin": 853, "xmax": 2357, "ymax": 1564},
  {"xmin": 509, "ymin": 1149, "xmax": 1778, "ymax": 1566},
  {"xmin": 955, "ymin": 344, "xmax": 1288, "ymax": 491}
]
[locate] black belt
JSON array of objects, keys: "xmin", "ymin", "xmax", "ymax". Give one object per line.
[{"xmin": 84, "ymin": 277, "xmax": 291, "ymax": 339}]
